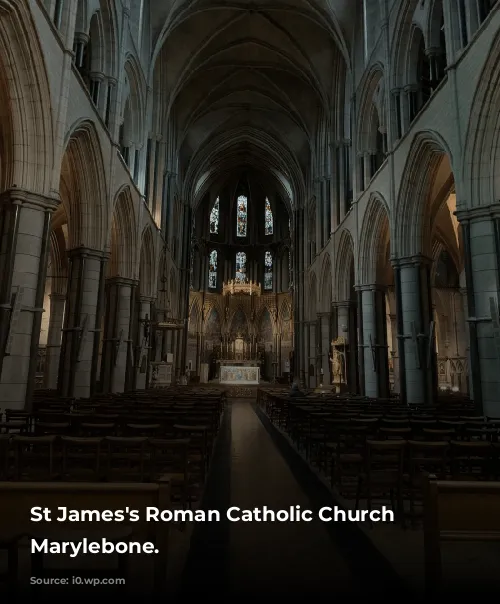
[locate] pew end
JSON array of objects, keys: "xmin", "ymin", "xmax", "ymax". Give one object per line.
[
  {"xmin": 423, "ymin": 475, "xmax": 500, "ymax": 596},
  {"xmin": 0, "ymin": 478, "xmax": 171, "ymax": 596}
]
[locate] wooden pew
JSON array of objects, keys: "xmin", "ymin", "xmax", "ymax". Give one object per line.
[
  {"xmin": 423, "ymin": 475, "xmax": 500, "ymax": 595},
  {"xmin": 0, "ymin": 478, "xmax": 170, "ymax": 596}
]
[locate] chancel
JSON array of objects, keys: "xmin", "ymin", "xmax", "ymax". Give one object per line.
[
  {"xmin": 187, "ymin": 174, "xmax": 293, "ymax": 386},
  {"xmin": 0, "ymin": 0, "xmax": 499, "ymax": 599}
]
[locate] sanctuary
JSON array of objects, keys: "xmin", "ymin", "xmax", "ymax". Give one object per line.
[{"xmin": 186, "ymin": 178, "xmax": 294, "ymax": 385}]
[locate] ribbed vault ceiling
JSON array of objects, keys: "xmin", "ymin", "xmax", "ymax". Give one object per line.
[{"xmin": 151, "ymin": 0, "xmax": 355, "ymax": 209}]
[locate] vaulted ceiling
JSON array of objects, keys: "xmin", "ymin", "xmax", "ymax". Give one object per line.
[{"xmin": 150, "ymin": 0, "xmax": 357, "ymax": 209}]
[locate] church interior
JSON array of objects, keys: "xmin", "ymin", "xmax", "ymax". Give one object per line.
[{"xmin": 0, "ymin": 0, "xmax": 500, "ymax": 599}]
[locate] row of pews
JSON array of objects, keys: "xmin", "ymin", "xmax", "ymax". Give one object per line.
[
  {"xmin": 0, "ymin": 386, "xmax": 227, "ymax": 597},
  {"xmin": 258, "ymin": 388, "xmax": 500, "ymax": 594}
]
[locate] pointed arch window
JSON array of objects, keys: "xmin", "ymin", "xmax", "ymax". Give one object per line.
[
  {"xmin": 210, "ymin": 197, "xmax": 219, "ymax": 234},
  {"xmin": 209, "ymin": 250, "xmax": 218, "ymax": 289},
  {"xmin": 235, "ymin": 251, "xmax": 247, "ymax": 282},
  {"xmin": 236, "ymin": 195, "xmax": 248, "ymax": 237},
  {"xmin": 264, "ymin": 197, "xmax": 273, "ymax": 235},
  {"xmin": 264, "ymin": 251, "xmax": 273, "ymax": 290}
]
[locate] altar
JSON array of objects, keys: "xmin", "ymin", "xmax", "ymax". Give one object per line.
[
  {"xmin": 219, "ymin": 360, "xmax": 259, "ymax": 367},
  {"xmin": 220, "ymin": 365, "xmax": 260, "ymax": 385}
]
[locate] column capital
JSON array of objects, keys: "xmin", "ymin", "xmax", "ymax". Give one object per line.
[
  {"xmin": 391, "ymin": 254, "xmax": 432, "ymax": 269},
  {"xmin": 332, "ymin": 300, "xmax": 353, "ymax": 309},
  {"xmin": 139, "ymin": 295, "xmax": 156, "ymax": 304},
  {"xmin": 89, "ymin": 71, "xmax": 105, "ymax": 82},
  {"xmin": 0, "ymin": 188, "xmax": 59, "ymax": 212},
  {"xmin": 74, "ymin": 32, "xmax": 89, "ymax": 44},
  {"xmin": 67, "ymin": 246, "xmax": 106, "ymax": 261},
  {"xmin": 106, "ymin": 276, "xmax": 139, "ymax": 287},
  {"xmin": 356, "ymin": 284, "xmax": 388, "ymax": 293},
  {"xmin": 49, "ymin": 292, "xmax": 67, "ymax": 301},
  {"xmin": 425, "ymin": 46, "xmax": 443, "ymax": 58},
  {"xmin": 317, "ymin": 311, "xmax": 332, "ymax": 318},
  {"xmin": 455, "ymin": 204, "xmax": 500, "ymax": 223},
  {"xmin": 403, "ymin": 83, "xmax": 418, "ymax": 94}
]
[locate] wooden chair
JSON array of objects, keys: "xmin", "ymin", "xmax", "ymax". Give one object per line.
[
  {"xmin": 61, "ymin": 436, "xmax": 103, "ymax": 480},
  {"xmin": 356, "ymin": 439, "xmax": 407, "ymax": 526},
  {"xmin": 104, "ymin": 437, "xmax": 149, "ymax": 482},
  {"xmin": 12, "ymin": 435, "xmax": 58, "ymax": 480}
]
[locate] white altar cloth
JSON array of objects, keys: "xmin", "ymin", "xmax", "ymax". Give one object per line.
[{"xmin": 220, "ymin": 365, "xmax": 260, "ymax": 385}]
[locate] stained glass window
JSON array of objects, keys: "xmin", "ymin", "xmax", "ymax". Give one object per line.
[
  {"xmin": 264, "ymin": 251, "xmax": 273, "ymax": 290},
  {"xmin": 265, "ymin": 198, "xmax": 273, "ymax": 235},
  {"xmin": 236, "ymin": 195, "xmax": 247, "ymax": 237},
  {"xmin": 235, "ymin": 251, "xmax": 247, "ymax": 282},
  {"xmin": 208, "ymin": 250, "xmax": 217, "ymax": 289},
  {"xmin": 210, "ymin": 197, "xmax": 219, "ymax": 234}
]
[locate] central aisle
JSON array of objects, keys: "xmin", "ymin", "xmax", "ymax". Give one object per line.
[
  {"xmin": 228, "ymin": 399, "xmax": 356, "ymax": 596},
  {"xmin": 181, "ymin": 399, "xmax": 373, "ymax": 599}
]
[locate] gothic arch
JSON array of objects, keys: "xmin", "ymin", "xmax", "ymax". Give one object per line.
[
  {"xmin": 335, "ymin": 229, "xmax": 355, "ymax": 302},
  {"xmin": 108, "ymin": 187, "xmax": 137, "ymax": 280},
  {"xmin": 319, "ymin": 254, "xmax": 333, "ymax": 312},
  {"xmin": 139, "ymin": 226, "xmax": 155, "ymax": 298},
  {"xmin": 49, "ymin": 229, "xmax": 68, "ymax": 296},
  {"xmin": 394, "ymin": 130, "xmax": 453, "ymax": 258},
  {"xmin": 60, "ymin": 120, "xmax": 108, "ymax": 250},
  {"xmin": 358, "ymin": 193, "xmax": 391, "ymax": 285},
  {"xmin": 188, "ymin": 299, "xmax": 202, "ymax": 334},
  {"xmin": 0, "ymin": 0, "xmax": 54, "ymax": 195},
  {"xmin": 357, "ymin": 64, "xmax": 385, "ymax": 153},
  {"xmin": 462, "ymin": 29, "xmax": 500, "ymax": 207},
  {"xmin": 121, "ymin": 54, "xmax": 146, "ymax": 148}
]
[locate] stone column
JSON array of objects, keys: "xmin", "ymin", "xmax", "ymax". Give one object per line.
[
  {"xmin": 318, "ymin": 312, "xmax": 331, "ymax": 383},
  {"xmin": 59, "ymin": 248, "xmax": 106, "ymax": 399},
  {"xmin": 393, "ymin": 256, "xmax": 436, "ymax": 405},
  {"xmin": 359, "ymin": 285, "xmax": 390, "ymax": 398},
  {"xmin": 456, "ymin": 207, "xmax": 500, "ymax": 416},
  {"xmin": 0, "ymin": 191, "xmax": 58, "ymax": 408},
  {"xmin": 101, "ymin": 278, "xmax": 135, "ymax": 393},
  {"xmin": 43, "ymin": 293, "xmax": 66, "ymax": 390}
]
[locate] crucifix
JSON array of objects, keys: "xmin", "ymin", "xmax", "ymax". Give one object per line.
[
  {"xmin": 113, "ymin": 329, "xmax": 124, "ymax": 367},
  {"xmin": 408, "ymin": 320, "xmax": 435, "ymax": 369},
  {"xmin": 369, "ymin": 334, "xmax": 377, "ymax": 372},
  {"xmin": 61, "ymin": 313, "xmax": 100, "ymax": 363}
]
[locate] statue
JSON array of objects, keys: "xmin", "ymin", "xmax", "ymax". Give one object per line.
[{"xmin": 330, "ymin": 338, "xmax": 346, "ymax": 385}]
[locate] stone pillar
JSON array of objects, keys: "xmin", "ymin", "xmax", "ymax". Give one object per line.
[
  {"xmin": 308, "ymin": 321, "xmax": 316, "ymax": 387},
  {"xmin": 460, "ymin": 287, "xmax": 472, "ymax": 396},
  {"xmin": 43, "ymin": 293, "xmax": 66, "ymax": 390},
  {"xmin": 456, "ymin": 207, "xmax": 500, "ymax": 416},
  {"xmin": 136, "ymin": 296, "xmax": 153, "ymax": 390},
  {"xmin": 318, "ymin": 312, "xmax": 331, "ymax": 382},
  {"xmin": 0, "ymin": 191, "xmax": 58, "ymax": 408},
  {"xmin": 359, "ymin": 286, "xmax": 390, "ymax": 398},
  {"xmin": 101, "ymin": 278, "xmax": 135, "ymax": 393},
  {"xmin": 393, "ymin": 256, "xmax": 436, "ymax": 405},
  {"xmin": 59, "ymin": 248, "xmax": 106, "ymax": 399}
]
